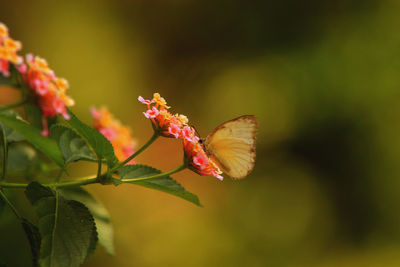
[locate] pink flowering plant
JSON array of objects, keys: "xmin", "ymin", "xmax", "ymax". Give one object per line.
[{"xmin": 0, "ymin": 22, "xmax": 239, "ymax": 266}]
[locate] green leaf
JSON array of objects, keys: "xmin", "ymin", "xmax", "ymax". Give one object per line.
[
  {"xmin": 0, "ymin": 112, "xmax": 64, "ymax": 167},
  {"xmin": 59, "ymin": 187, "xmax": 114, "ymax": 255},
  {"xmin": 66, "ymin": 109, "xmax": 118, "ymax": 168},
  {"xmin": 0, "ymin": 190, "xmax": 15, "ymax": 226},
  {"xmin": 118, "ymin": 164, "xmax": 201, "ymax": 206},
  {"xmin": 25, "ymin": 104, "xmax": 43, "ymax": 130},
  {"xmin": 25, "ymin": 182, "xmax": 98, "ymax": 267},
  {"xmin": 50, "ymin": 124, "xmax": 97, "ymax": 164},
  {"xmin": 21, "ymin": 219, "xmax": 41, "ymax": 267},
  {"xmin": 0, "ymin": 110, "xmax": 24, "ymax": 142},
  {"xmin": 6, "ymin": 142, "xmax": 37, "ymax": 171}
]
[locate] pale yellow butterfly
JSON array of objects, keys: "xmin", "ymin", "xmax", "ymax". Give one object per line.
[{"xmin": 200, "ymin": 115, "xmax": 258, "ymax": 179}]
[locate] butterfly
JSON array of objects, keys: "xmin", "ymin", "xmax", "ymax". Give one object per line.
[{"xmin": 199, "ymin": 115, "xmax": 258, "ymax": 179}]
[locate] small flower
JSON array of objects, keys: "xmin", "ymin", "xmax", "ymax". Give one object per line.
[
  {"xmin": 153, "ymin": 93, "xmax": 170, "ymax": 108},
  {"xmin": 143, "ymin": 107, "xmax": 159, "ymax": 119},
  {"xmin": 168, "ymin": 123, "xmax": 181, "ymax": 138},
  {"xmin": 0, "ymin": 23, "xmax": 8, "ymax": 40},
  {"xmin": 193, "ymin": 153, "xmax": 209, "ymax": 170},
  {"xmin": 181, "ymin": 126, "xmax": 195, "ymax": 142},
  {"xmin": 175, "ymin": 114, "xmax": 189, "ymax": 125},
  {"xmin": 91, "ymin": 107, "xmax": 137, "ymax": 164},
  {"xmin": 138, "ymin": 96, "xmax": 154, "ymax": 106}
]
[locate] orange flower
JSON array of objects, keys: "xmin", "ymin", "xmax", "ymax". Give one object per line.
[
  {"xmin": 0, "ymin": 22, "xmax": 23, "ymax": 77},
  {"xmin": 91, "ymin": 107, "xmax": 137, "ymax": 164}
]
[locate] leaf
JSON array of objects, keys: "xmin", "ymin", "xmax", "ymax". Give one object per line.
[
  {"xmin": 25, "ymin": 104, "xmax": 43, "ymax": 130},
  {"xmin": 118, "ymin": 164, "xmax": 201, "ymax": 206},
  {"xmin": 0, "ymin": 190, "xmax": 15, "ymax": 226},
  {"xmin": 59, "ymin": 187, "xmax": 114, "ymax": 255},
  {"xmin": 50, "ymin": 124, "xmax": 97, "ymax": 164},
  {"xmin": 0, "ymin": 112, "xmax": 64, "ymax": 167},
  {"xmin": 21, "ymin": 219, "xmax": 41, "ymax": 267},
  {"xmin": 66, "ymin": 109, "xmax": 118, "ymax": 168},
  {"xmin": 7, "ymin": 142, "xmax": 37, "ymax": 171},
  {"xmin": 0, "ymin": 110, "xmax": 24, "ymax": 142},
  {"xmin": 25, "ymin": 182, "xmax": 98, "ymax": 267}
]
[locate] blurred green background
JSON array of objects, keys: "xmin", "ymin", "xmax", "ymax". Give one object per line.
[{"xmin": 2, "ymin": 0, "xmax": 400, "ymax": 266}]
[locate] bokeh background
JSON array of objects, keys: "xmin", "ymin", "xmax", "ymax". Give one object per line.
[{"xmin": 1, "ymin": 0, "xmax": 400, "ymax": 266}]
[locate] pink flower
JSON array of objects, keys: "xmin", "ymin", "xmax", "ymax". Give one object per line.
[
  {"xmin": 17, "ymin": 63, "xmax": 27, "ymax": 73},
  {"xmin": 168, "ymin": 123, "xmax": 181, "ymax": 138},
  {"xmin": 138, "ymin": 96, "xmax": 154, "ymax": 105},
  {"xmin": 193, "ymin": 153, "xmax": 209, "ymax": 170},
  {"xmin": 181, "ymin": 126, "xmax": 195, "ymax": 142},
  {"xmin": 90, "ymin": 107, "xmax": 101, "ymax": 119},
  {"xmin": 100, "ymin": 127, "xmax": 117, "ymax": 141},
  {"xmin": 34, "ymin": 79, "xmax": 49, "ymax": 95},
  {"xmin": 0, "ymin": 59, "xmax": 10, "ymax": 77},
  {"xmin": 211, "ymin": 168, "xmax": 223, "ymax": 180},
  {"xmin": 143, "ymin": 107, "xmax": 159, "ymax": 119}
]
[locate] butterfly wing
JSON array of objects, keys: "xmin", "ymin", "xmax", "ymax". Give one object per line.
[{"xmin": 205, "ymin": 115, "xmax": 257, "ymax": 179}]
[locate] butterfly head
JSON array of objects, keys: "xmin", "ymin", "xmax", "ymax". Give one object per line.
[{"xmin": 198, "ymin": 137, "xmax": 208, "ymax": 152}]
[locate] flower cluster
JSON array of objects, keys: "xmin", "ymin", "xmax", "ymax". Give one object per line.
[
  {"xmin": 0, "ymin": 23, "xmax": 23, "ymax": 77},
  {"xmin": 139, "ymin": 93, "xmax": 223, "ymax": 180},
  {"xmin": 91, "ymin": 107, "xmax": 137, "ymax": 164},
  {"xmin": 139, "ymin": 93, "xmax": 188, "ymax": 139},
  {"xmin": 20, "ymin": 54, "xmax": 74, "ymax": 121},
  {"xmin": 181, "ymin": 128, "xmax": 223, "ymax": 180}
]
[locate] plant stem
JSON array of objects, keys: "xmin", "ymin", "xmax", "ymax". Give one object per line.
[
  {"xmin": 109, "ymin": 131, "xmax": 159, "ymax": 173},
  {"xmin": 120, "ymin": 163, "xmax": 186, "ymax": 183},
  {"xmin": 0, "ymin": 162, "xmax": 187, "ymax": 189},
  {"xmin": 0, "ymin": 188, "xmax": 22, "ymax": 219},
  {"xmin": 97, "ymin": 158, "xmax": 102, "ymax": 178},
  {"xmin": 0, "ymin": 175, "xmax": 99, "ymax": 189},
  {"xmin": 0, "ymin": 124, "xmax": 7, "ymax": 180}
]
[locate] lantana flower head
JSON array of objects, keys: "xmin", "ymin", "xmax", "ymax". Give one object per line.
[
  {"xmin": 181, "ymin": 125, "xmax": 223, "ymax": 180},
  {"xmin": 91, "ymin": 107, "xmax": 137, "ymax": 164},
  {"xmin": 0, "ymin": 22, "xmax": 23, "ymax": 77},
  {"xmin": 20, "ymin": 54, "xmax": 74, "ymax": 130},
  {"xmin": 139, "ymin": 93, "xmax": 223, "ymax": 180},
  {"xmin": 138, "ymin": 93, "xmax": 186, "ymax": 139}
]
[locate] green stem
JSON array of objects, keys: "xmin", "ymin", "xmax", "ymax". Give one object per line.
[
  {"xmin": 97, "ymin": 158, "xmax": 102, "ymax": 178},
  {"xmin": 0, "ymin": 188, "xmax": 22, "ymax": 219},
  {"xmin": 0, "ymin": 162, "xmax": 186, "ymax": 189},
  {"xmin": 0, "ymin": 124, "xmax": 7, "ymax": 180},
  {"xmin": 120, "ymin": 163, "xmax": 186, "ymax": 183},
  {"xmin": 0, "ymin": 175, "xmax": 99, "ymax": 189},
  {"xmin": 109, "ymin": 131, "xmax": 159, "ymax": 173},
  {"xmin": 80, "ymin": 158, "xmax": 107, "ymax": 164}
]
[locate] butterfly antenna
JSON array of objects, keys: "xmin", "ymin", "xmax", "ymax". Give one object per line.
[{"xmin": 191, "ymin": 124, "xmax": 204, "ymax": 141}]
